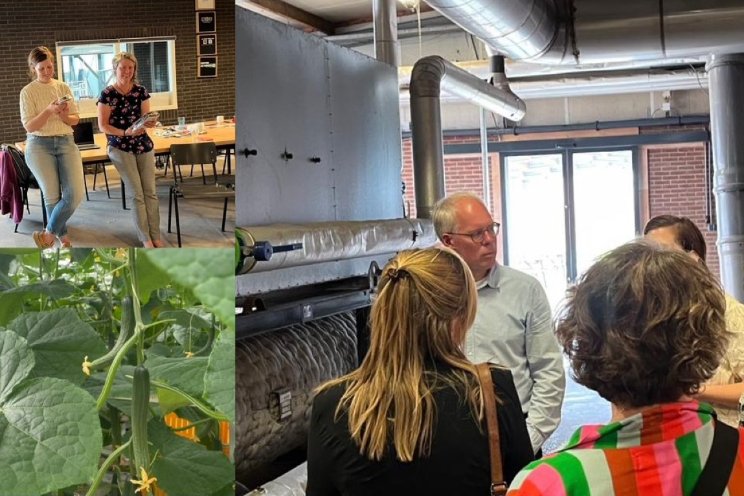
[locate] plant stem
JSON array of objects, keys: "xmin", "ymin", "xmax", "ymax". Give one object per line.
[
  {"xmin": 95, "ymin": 325, "xmax": 142, "ymax": 411},
  {"xmin": 127, "ymin": 248, "xmax": 146, "ymax": 366},
  {"xmin": 85, "ymin": 439, "xmax": 131, "ymax": 496}
]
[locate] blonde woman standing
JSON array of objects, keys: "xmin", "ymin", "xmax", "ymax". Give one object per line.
[
  {"xmin": 306, "ymin": 248, "xmax": 534, "ymax": 496},
  {"xmin": 20, "ymin": 46, "xmax": 84, "ymax": 248},
  {"xmin": 97, "ymin": 52, "xmax": 163, "ymax": 247}
]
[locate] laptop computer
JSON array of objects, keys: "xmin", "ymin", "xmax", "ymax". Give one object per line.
[{"xmin": 73, "ymin": 122, "xmax": 100, "ymax": 151}]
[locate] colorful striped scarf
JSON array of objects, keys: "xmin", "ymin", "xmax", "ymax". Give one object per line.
[{"xmin": 507, "ymin": 401, "xmax": 744, "ymax": 495}]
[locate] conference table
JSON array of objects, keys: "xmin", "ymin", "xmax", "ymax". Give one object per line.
[{"xmin": 17, "ymin": 122, "xmax": 236, "ymax": 208}]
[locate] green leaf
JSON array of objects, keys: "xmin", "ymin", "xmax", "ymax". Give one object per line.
[
  {"xmin": 159, "ymin": 309, "xmax": 213, "ymax": 331},
  {"xmin": 0, "ymin": 280, "xmax": 77, "ymax": 327},
  {"xmin": 0, "ymin": 331, "xmax": 34, "ymax": 404},
  {"xmin": 149, "ymin": 420, "xmax": 234, "ymax": 496},
  {"xmin": 146, "ymin": 354, "xmax": 209, "ymax": 398},
  {"xmin": 155, "ymin": 385, "xmax": 192, "ymax": 414},
  {"xmin": 134, "ymin": 250, "xmax": 169, "ymax": 305},
  {"xmin": 140, "ymin": 249, "xmax": 234, "ymax": 332},
  {"xmin": 7, "ymin": 309, "xmax": 107, "ymax": 385},
  {"xmin": 203, "ymin": 331, "xmax": 234, "ymax": 423},
  {"xmin": 0, "ymin": 377, "xmax": 102, "ymax": 495}
]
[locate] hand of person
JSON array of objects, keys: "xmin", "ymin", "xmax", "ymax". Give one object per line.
[
  {"xmin": 125, "ymin": 125, "xmax": 147, "ymax": 137},
  {"xmin": 46, "ymin": 100, "xmax": 63, "ymax": 115},
  {"xmin": 144, "ymin": 119, "xmax": 159, "ymax": 129}
]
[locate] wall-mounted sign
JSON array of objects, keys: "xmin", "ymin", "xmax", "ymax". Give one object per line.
[
  {"xmin": 198, "ymin": 56, "xmax": 218, "ymax": 78},
  {"xmin": 195, "ymin": 0, "xmax": 215, "ymax": 9},
  {"xmin": 196, "ymin": 11, "xmax": 216, "ymax": 33},
  {"xmin": 198, "ymin": 34, "xmax": 217, "ymax": 55}
]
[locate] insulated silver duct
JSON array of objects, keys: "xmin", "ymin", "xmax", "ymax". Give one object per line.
[
  {"xmin": 423, "ymin": 0, "xmax": 561, "ymax": 61},
  {"xmin": 236, "ymin": 219, "xmax": 436, "ymax": 274},
  {"xmin": 424, "ymin": 0, "xmax": 744, "ymax": 65},
  {"xmin": 236, "ymin": 313, "xmax": 357, "ymax": 485},
  {"xmin": 707, "ymin": 53, "xmax": 744, "ymax": 301},
  {"xmin": 409, "ymin": 55, "xmax": 525, "ymax": 218},
  {"xmin": 373, "ymin": 0, "xmax": 399, "ymax": 67}
]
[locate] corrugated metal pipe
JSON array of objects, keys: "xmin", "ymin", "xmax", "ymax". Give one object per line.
[
  {"xmin": 409, "ymin": 55, "xmax": 525, "ymax": 218},
  {"xmin": 373, "ymin": 0, "xmax": 399, "ymax": 67},
  {"xmin": 707, "ymin": 53, "xmax": 744, "ymax": 300},
  {"xmin": 424, "ymin": 0, "xmax": 744, "ymax": 65},
  {"xmin": 235, "ymin": 219, "xmax": 436, "ymax": 274}
]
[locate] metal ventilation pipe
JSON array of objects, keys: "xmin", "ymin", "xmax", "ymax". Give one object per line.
[
  {"xmin": 424, "ymin": 0, "xmax": 744, "ymax": 65},
  {"xmin": 409, "ymin": 55, "xmax": 525, "ymax": 218},
  {"xmin": 423, "ymin": 0, "xmax": 561, "ymax": 61},
  {"xmin": 373, "ymin": 0, "xmax": 399, "ymax": 66},
  {"xmin": 707, "ymin": 53, "xmax": 744, "ymax": 301}
]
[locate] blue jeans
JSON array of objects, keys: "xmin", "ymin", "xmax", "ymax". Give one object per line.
[{"xmin": 24, "ymin": 135, "xmax": 84, "ymax": 237}]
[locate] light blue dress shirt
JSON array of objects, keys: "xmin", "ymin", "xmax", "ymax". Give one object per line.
[{"xmin": 465, "ymin": 264, "xmax": 566, "ymax": 452}]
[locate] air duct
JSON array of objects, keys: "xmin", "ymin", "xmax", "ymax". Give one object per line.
[
  {"xmin": 423, "ymin": 0, "xmax": 744, "ymax": 65},
  {"xmin": 409, "ymin": 55, "xmax": 525, "ymax": 218},
  {"xmin": 373, "ymin": 0, "xmax": 399, "ymax": 66},
  {"xmin": 707, "ymin": 53, "xmax": 744, "ymax": 301}
]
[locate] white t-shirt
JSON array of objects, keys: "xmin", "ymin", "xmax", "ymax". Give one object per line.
[{"xmin": 19, "ymin": 79, "xmax": 77, "ymax": 137}]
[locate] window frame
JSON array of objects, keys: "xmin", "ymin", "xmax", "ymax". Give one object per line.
[{"xmin": 55, "ymin": 36, "xmax": 178, "ymax": 119}]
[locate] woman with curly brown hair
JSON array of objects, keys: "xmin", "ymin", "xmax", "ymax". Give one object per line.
[
  {"xmin": 507, "ymin": 241, "xmax": 744, "ymax": 496},
  {"xmin": 306, "ymin": 247, "xmax": 534, "ymax": 496}
]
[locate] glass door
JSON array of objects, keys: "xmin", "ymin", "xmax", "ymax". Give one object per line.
[
  {"xmin": 502, "ymin": 148, "xmax": 638, "ymax": 309},
  {"xmin": 502, "ymin": 153, "xmax": 567, "ymax": 311},
  {"xmin": 572, "ymin": 150, "xmax": 638, "ymax": 278}
]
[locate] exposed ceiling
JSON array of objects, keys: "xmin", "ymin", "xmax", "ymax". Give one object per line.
[{"xmin": 235, "ymin": 0, "xmax": 712, "ymax": 99}]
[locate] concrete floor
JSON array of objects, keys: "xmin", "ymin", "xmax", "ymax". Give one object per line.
[{"xmin": 1, "ymin": 161, "xmax": 235, "ymax": 248}]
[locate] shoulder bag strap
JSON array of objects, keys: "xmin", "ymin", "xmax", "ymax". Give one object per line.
[
  {"xmin": 691, "ymin": 419, "xmax": 739, "ymax": 496},
  {"xmin": 476, "ymin": 363, "xmax": 507, "ymax": 496}
]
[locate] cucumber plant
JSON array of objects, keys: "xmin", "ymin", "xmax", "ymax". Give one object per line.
[{"xmin": 0, "ymin": 248, "xmax": 235, "ymax": 496}]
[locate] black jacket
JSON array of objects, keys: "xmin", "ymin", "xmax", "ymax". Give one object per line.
[{"xmin": 306, "ymin": 365, "xmax": 534, "ymax": 496}]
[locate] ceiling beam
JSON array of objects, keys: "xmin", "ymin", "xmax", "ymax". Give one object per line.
[{"xmin": 236, "ymin": 0, "xmax": 335, "ymax": 34}]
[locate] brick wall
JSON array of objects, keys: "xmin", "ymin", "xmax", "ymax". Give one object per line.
[
  {"xmin": 646, "ymin": 144, "xmax": 719, "ymax": 279},
  {"xmin": 402, "ymin": 136, "xmax": 490, "ymax": 219},
  {"xmin": 0, "ymin": 0, "xmax": 235, "ymax": 143}
]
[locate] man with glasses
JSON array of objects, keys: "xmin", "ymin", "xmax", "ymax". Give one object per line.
[{"xmin": 432, "ymin": 192, "xmax": 565, "ymax": 454}]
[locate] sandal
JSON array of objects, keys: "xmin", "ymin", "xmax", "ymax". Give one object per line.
[
  {"xmin": 32, "ymin": 231, "xmax": 56, "ymax": 249},
  {"xmin": 60, "ymin": 236, "xmax": 72, "ymax": 248}
]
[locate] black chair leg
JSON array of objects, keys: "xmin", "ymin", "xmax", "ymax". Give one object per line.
[
  {"xmin": 212, "ymin": 163, "xmax": 218, "ymax": 184},
  {"xmin": 84, "ymin": 175, "xmax": 90, "ymax": 201},
  {"xmin": 121, "ymin": 181, "xmax": 128, "ymax": 210},
  {"xmin": 174, "ymin": 190, "xmax": 182, "ymax": 247},
  {"xmin": 201, "ymin": 164, "xmax": 207, "ymax": 185},
  {"xmin": 40, "ymin": 190, "xmax": 47, "ymax": 228},
  {"xmin": 167, "ymin": 186, "xmax": 173, "ymax": 233},
  {"xmin": 222, "ymin": 197, "xmax": 228, "ymax": 232},
  {"xmin": 14, "ymin": 223, "xmax": 18, "ymax": 233},
  {"xmin": 102, "ymin": 163, "xmax": 110, "ymax": 199}
]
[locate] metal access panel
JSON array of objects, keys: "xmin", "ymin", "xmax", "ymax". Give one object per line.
[{"xmin": 235, "ymin": 6, "xmax": 403, "ymax": 225}]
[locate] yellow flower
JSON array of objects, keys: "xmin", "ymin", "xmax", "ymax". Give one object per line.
[
  {"xmin": 82, "ymin": 356, "xmax": 92, "ymax": 376},
  {"xmin": 184, "ymin": 351, "xmax": 195, "ymax": 358},
  {"xmin": 132, "ymin": 466, "xmax": 158, "ymax": 495}
]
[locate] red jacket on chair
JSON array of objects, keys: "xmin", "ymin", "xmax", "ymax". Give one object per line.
[{"xmin": 0, "ymin": 149, "xmax": 23, "ymax": 224}]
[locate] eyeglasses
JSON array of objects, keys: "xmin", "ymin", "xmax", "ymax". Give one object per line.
[{"xmin": 447, "ymin": 222, "xmax": 501, "ymax": 243}]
